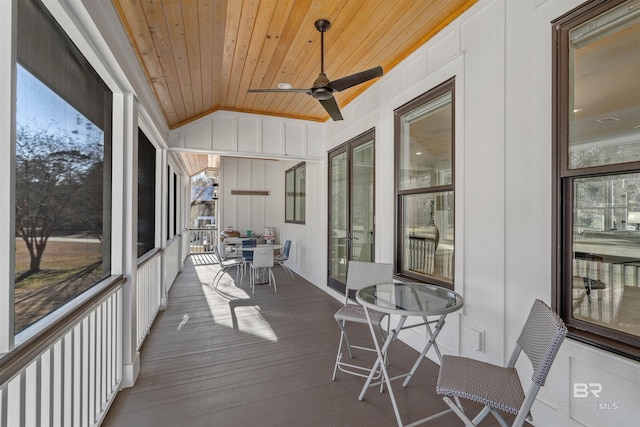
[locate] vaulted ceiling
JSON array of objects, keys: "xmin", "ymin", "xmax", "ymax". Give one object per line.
[{"xmin": 113, "ymin": 0, "xmax": 477, "ymax": 129}]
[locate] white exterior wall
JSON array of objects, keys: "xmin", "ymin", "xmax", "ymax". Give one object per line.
[
  {"xmin": 218, "ymin": 157, "xmax": 282, "ymax": 237},
  {"xmin": 170, "ymin": 110, "xmax": 325, "ymax": 161},
  {"xmin": 316, "ymin": 1, "xmax": 639, "ymax": 425}
]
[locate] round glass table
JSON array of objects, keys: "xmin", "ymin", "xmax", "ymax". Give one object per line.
[{"xmin": 356, "ymin": 282, "xmax": 463, "ymax": 427}]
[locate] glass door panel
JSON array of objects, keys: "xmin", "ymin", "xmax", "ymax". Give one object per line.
[
  {"xmin": 351, "ymin": 141, "xmax": 374, "ymax": 263},
  {"xmin": 329, "ymin": 150, "xmax": 348, "ymax": 287},
  {"xmin": 328, "ymin": 131, "xmax": 375, "ymax": 292}
]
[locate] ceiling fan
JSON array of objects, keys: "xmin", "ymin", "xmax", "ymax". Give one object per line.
[{"xmin": 248, "ymin": 19, "xmax": 383, "ymax": 121}]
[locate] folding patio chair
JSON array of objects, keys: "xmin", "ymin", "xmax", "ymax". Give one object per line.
[
  {"xmin": 435, "ymin": 299, "xmax": 567, "ymax": 427},
  {"xmin": 332, "ymin": 260, "xmax": 394, "ymax": 381}
]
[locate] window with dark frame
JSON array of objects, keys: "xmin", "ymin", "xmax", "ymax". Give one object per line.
[
  {"xmin": 14, "ymin": 0, "xmax": 113, "ymax": 333},
  {"xmin": 553, "ymin": 0, "xmax": 640, "ymax": 360},
  {"xmin": 138, "ymin": 129, "xmax": 156, "ymax": 257},
  {"xmin": 173, "ymin": 172, "xmax": 178, "ymax": 236},
  {"xmin": 167, "ymin": 165, "xmax": 171, "ymax": 239},
  {"xmin": 395, "ymin": 78, "xmax": 455, "ymax": 289},
  {"xmin": 285, "ymin": 162, "xmax": 306, "ymax": 224}
]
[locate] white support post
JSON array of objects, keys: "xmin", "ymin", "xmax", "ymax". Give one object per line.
[
  {"xmin": 160, "ymin": 148, "xmax": 169, "ymax": 309},
  {"xmin": 0, "ymin": 0, "xmax": 16, "ymax": 355},
  {"xmin": 113, "ymin": 92, "xmax": 140, "ymax": 387}
]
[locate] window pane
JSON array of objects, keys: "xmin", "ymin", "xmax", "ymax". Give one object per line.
[
  {"xmin": 14, "ymin": 0, "xmax": 112, "ymax": 334},
  {"xmin": 399, "ymin": 92, "xmax": 452, "ymax": 190},
  {"xmin": 167, "ymin": 166, "xmax": 171, "ymax": 238},
  {"xmin": 285, "ymin": 163, "xmax": 305, "ymax": 224},
  {"xmin": 285, "ymin": 168, "xmax": 294, "ymax": 222},
  {"xmin": 138, "ymin": 129, "xmax": 156, "ymax": 257},
  {"xmin": 572, "ymin": 173, "xmax": 640, "ymax": 337},
  {"xmin": 568, "ymin": 3, "xmax": 640, "ymax": 169},
  {"xmin": 402, "ymin": 192, "xmax": 454, "ymax": 283},
  {"xmin": 15, "ymin": 68, "xmax": 111, "ymax": 333},
  {"xmin": 173, "ymin": 173, "xmax": 178, "ymax": 235},
  {"xmin": 295, "ymin": 164, "xmax": 306, "ymax": 222}
]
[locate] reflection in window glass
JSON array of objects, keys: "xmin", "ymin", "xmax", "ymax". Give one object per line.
[
  {"xmin": 14, "ymin": 0, "xmax": 112, "ymax": 334},
  {"xmin": 396, "ymin": 78, "xmax": 455, "ymax": 287},
  {"xmin": 330, "ymin": 152, "xmax": 348, "ymax": 283},
  {"xmin": 285, "ymin": 162, "xmax": 305, "ymax": 224},
  {"xmin": 15, "ymin": 65, "xmax": 111, "ymax": 333},
  {"xmin": 568, "ymin": 2, "xmax": 640, "ymax": 169},
  {"xmin": 556, "ymin": 0, "xmax": 640, "ymax": 358},
  {"xmin": 399, "ymin": 92, "xmax": 452, "ymax": 191},
  {"xmin": 285, "ymin": 167, "xmax": 294, "ymax": 221},
  {"xmin": 402, "ymin": 192, "xmax": 454, "ymax": 283},
  {"xmin": 572, "ymin": 173, "xmax": 640, "ymax": 337},
  {"xmin": 294, "ymin": 163, "xmax": 306, "ymax": 222},
  {"xmin": 351, "ymin": 141, "xmax": 374, "ymax": 263}
]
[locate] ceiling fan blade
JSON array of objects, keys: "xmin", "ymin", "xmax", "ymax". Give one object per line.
[
  {"xmin": 319, "ymin": 97, "xmax": 343, "ymax": 121},
  {"xmin": 247, "ymin": 88, "xmax": 312, "ymax": 94},
  {"xmin": 328, "ymin": 66, "xmax": 383, "ymax": 92}
]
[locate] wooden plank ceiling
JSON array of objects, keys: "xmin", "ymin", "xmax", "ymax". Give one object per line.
[{"xmin": 113, "ymin": 0, "xmax": 477, "ymax": 129}]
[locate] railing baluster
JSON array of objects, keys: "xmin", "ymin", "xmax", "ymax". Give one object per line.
[
  {"xmin": 0, "ymin": 382, "xmax": 6, "ymax": 426},
  {"xmin": 57, "ymin": 340, "xmax": 64, "ymax": 427}
]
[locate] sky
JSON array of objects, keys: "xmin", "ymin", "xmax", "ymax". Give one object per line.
[{"xmin": 16, "ymin": 64, "xmax": 100, "ymax": 139}]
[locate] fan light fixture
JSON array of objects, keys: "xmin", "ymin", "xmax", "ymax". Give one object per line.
[{"xmin": 277, "ymin": 82, "xmax": 292, "ymax": 90}]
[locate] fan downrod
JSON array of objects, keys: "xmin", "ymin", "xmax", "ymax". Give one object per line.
[{"xmin": 314, "ymin": 19, "xmax": 331, "ymax": 33}]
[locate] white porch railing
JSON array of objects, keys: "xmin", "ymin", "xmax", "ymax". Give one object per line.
[
  {"xmin": 189, "ymin": 228, "xmax": 218, "ymax": 254},
  {"xmin": 0, "ymin": 278, "xmax": 125, "ymax": 427},
  {"xmin": 136, "ymin": 250, "xmax": 162, "ymax": 350},
  {"xmin": 0, "ymin": 244, "xmax": 179, "ymax": 426},
  {"xmin": 166, "ymin": 237, "xmax": 181, "ymax": 294}
]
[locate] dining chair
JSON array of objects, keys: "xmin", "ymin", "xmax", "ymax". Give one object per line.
[
  {"xmin": 250, "ymin": 246, "xmax": 277, "ymax": 293},
  {"xmin": 332, "ymin": 260, "xmax": 394, "ymax": 381},
  {"xmin": 435, "ymin": 299, "xmax": 567, "ymax": 427},
  {"xmin": 211, "ymin": 245, "xmax": 244, "ymax": 288},
  {"xmin": 274, "ymin": 239, "xmax": 294, "ymax": 278},
  {"xmin": 241, "ymin": 238, "xmax": 257, "ymax": 281}
]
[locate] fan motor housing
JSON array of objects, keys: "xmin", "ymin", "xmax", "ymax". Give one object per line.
[{"xmin": 312, "ymin": 87, "xmax": 334, "ymax": 100}]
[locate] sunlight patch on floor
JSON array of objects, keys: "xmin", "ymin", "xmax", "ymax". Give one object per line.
[{"xmin": 200, "ymin": 282, "xmax": 279, "ymax": 342}]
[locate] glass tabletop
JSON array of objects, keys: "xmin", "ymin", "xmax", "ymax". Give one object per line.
[
  {"xmin": 241, "ymin": 244, "xmax": 283, "ymax": 251},
  {"xmin": 356, "ymin": 283, "xmax": 463, "ymax": 316}
]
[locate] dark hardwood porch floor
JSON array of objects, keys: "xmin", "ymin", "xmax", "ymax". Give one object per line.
[{"xmin": 103, "ymin": 255, "xmax": 519, "ymax": 427}]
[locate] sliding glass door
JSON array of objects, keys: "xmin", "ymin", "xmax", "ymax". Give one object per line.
[{"xmin": 328, "ymin": 130, "xmax": 375, "ymax": 293}]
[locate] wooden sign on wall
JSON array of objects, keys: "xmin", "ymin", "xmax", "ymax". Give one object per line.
[{"xmin": 231, "ymin": 190, "xmax": 270, "ymax": 196}]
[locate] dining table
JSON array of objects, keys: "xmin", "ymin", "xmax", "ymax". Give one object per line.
[
  {"xmin": 240, "ymin": 243, "xmax": 283, "ymax": 251},
  {"xmin": 241, "ymin": 244, "xmax": 283, "ymax": 285},
  {"xmin": 356, "ymin": 282, "xmax": 463, "ymax": 427}
]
